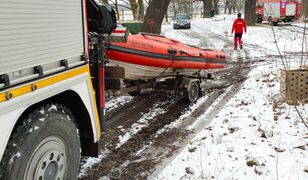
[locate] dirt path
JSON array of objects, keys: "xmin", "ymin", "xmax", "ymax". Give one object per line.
[{"xmin": 79, "ymin": 22, "xmax": 259, "ymax": 180}]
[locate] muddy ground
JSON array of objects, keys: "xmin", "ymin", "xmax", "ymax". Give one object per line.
[{"xmin": 77, "ymin": 22, "xmax": 286, "ymax": 180}]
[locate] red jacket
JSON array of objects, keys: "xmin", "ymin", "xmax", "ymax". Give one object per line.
[{"xmin": 232, "ymin": 18, "xmax": 247, "ymax": 34}]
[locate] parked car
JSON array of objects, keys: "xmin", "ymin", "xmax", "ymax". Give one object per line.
[{"xmin": 173, "ymin": 13, "xmax": 191, "ymax": 29}]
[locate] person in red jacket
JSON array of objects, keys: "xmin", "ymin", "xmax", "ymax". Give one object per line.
[{"xmin": 231, "ymin": 13, "xmax": 247, "ymax": 50}]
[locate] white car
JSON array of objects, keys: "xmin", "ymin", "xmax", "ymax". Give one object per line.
[{"xmin": 173, "ymin": 14, "xmax": 191, "ymax": 29}]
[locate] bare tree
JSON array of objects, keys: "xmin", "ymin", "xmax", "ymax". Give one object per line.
[
  {"xmin": 232, "ymin": 0, "xmax": 237, "ymax": 13},
  {"xmin": 110, "ymin": 0, "xmax": 120, "ymax": 20},
  {"xmin": 170, "ymin": 0, "xmax": 195, "ymax": 17},
  {"xmin": 172, "ymin": 0, "xmax": 177, "ymax": 17},
  {"xmin": 202, "ymin": 0, "xmax": 212, "ymax": 18},
  {"xmin": 244, "ymin": 0, "xmax": 256, "ymax": 26},
  {"xmin": 128, "ymin": 0, "xmax": 138, "ymax": 20},
  {"xmin": 213, "ymin": 0, "xmax": 219, "ymax": 15},
  {"xmin": 141, "ymin": 0, "xmax": 171, "ymax": 34},
  {"xmin": 110, "ymin": 0, "xmax": 139, "ymax": 20},
  {"xmin": 138, "ymin": 0, "xmax": 145, "ymax": 21},
  {"xmin": 224, "ymin": 0, "xmax": 228, "ymax": 14},
  {"xmin": 226, "ymin": 0, "xmax": 231, "ymax": 14},
  {"xmin": 236, "ymin": 0, "xmax": 245, "ymax": 13},
  {"xmin": 225, "ymin": 0, "xmax": 237, "ymax": 14}
]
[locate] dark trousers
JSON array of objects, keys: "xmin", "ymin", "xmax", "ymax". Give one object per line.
[{"xmin": 234, "ymin": 33, "xmax": 243, "ymax": 49}]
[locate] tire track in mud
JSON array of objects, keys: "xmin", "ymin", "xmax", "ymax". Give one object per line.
[
  {"xmin": 79, "ymin": 94, "xmax": 191, "ymax": 179},
  {"xmin": 100, "ymin": 91, "xmax": 174, "ymax": 152}
]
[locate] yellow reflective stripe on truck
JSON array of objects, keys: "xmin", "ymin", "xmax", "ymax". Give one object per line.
[{"xmin": 0, "ymin": 65, "xmax": 101, "ymax": 133}]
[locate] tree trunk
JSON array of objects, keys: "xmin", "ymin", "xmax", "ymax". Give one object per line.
[
  {"xmin": 172, "ymin": 0, "xmax": 177, "ymax": 18},
  {"xmin": 141, "ymin": 0, "xmax": 171, "ymax": 34},
  {"xmin": 226, "ymin": 0, "xmax": 232, "ymax": 14},
  {"xmin": 303, "ymin": 0, "xmax": 308, "ymax": 19},
  {"xmin": 228, "ymin": 7, "xmax": 232, "ymax": 14},
  {"xmin": 138, "ymin": 0, "xmax": 145, "ymax": 21},
  {"xmin": 202, "ymin": 0, "xmax": 212, "ymax": 18},
  {"xmin": 237, "ymin": 4, "xmax": 241, "ymax": 13},
  {"xmin": 214, "ymin": 0, "xmax": 219, "ymax": 15},
  {"xmin": 129, "ymin": 0, "xmax": 139, "ymax": 20},
  {"xmin": 244, "ymin": 0, "xmax": 256, "ymax": 26},
  {"xmin": 233, "ymin": 6, "xmax": 236, "ymax": 13}
]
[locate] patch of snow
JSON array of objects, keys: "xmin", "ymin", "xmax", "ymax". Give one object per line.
[
  {"xmin": 157, "ymin": 95, "xmax": 209, "ymax": 135},
  {"xmin": 9, "ymin": 152, "xmax": 21, "ymax": 165},
  {"xmin": 79, "ymin": 149, "xmax": 109, "ymax": 177},
  {"xmin": 105, "ymin": 95, "xmax": 134, "ymax": 112},
  {"xmin": 48, "ymin": 105, "xmax": 57, "ymax": 111},
  {"xmin": 136, "ymin": 142, "xmax": 153, "ymax": 156},
  {"xmin": 39, "ymin": 109, "xmax": 45, "ymax": 115},
  {"xmin": 99, "ymin": 176, "xmax": 110, "ymax": 180}
]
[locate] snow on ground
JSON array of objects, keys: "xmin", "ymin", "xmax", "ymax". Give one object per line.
[
  {"xmin": 105, "ymin": 95, "xmax": 134, "ymax": 112},
  {"xmin": 157, "ymin": 63, "xmax": 308, "ymax": 180},
  {"xmin": 163, "ymin": 14, "xmax": 306, "ymax": 64},
  {"xmin": 157, "ymin": 16, "xmax": 308, "ymax": 179},
  {"xmin": 157, "ymin": 95, "xmax": 209, "ymax": 135},
  {"xmin": 79, "ymin": 150, "xmax": 109, "ymax": 177}
]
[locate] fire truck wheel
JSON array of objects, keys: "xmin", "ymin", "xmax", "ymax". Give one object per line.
[{"xmin": 0, "ymin": 104, "xmax": 80, "ymax": 180}]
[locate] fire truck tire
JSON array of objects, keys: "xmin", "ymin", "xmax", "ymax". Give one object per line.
[{"xmin": 0, "ymin": 104, "xmax": 80, "ymax": 180}]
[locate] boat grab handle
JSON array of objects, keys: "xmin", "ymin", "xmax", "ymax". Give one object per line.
[{"xmin": 167, "ymin": 49, "xmax": 177, "ymax": 55}]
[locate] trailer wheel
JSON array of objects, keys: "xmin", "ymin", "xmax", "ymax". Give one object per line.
[
  {"xmin": 185, "ymin": 81, "xmax": 200, "ymax": 103},
  {"xmin": 0, "ymin": 104, "xmax": 80, "ymax": 180}
]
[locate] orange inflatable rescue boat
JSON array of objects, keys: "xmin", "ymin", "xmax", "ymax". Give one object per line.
[{"xmin": 106, "ymin": 33, "xmax": 227, "ymax": 79}]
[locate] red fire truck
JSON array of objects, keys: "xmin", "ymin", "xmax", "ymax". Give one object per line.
[{"xmin": 256, "ymin": 0, "xmax": 301, "ymax": 25}]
